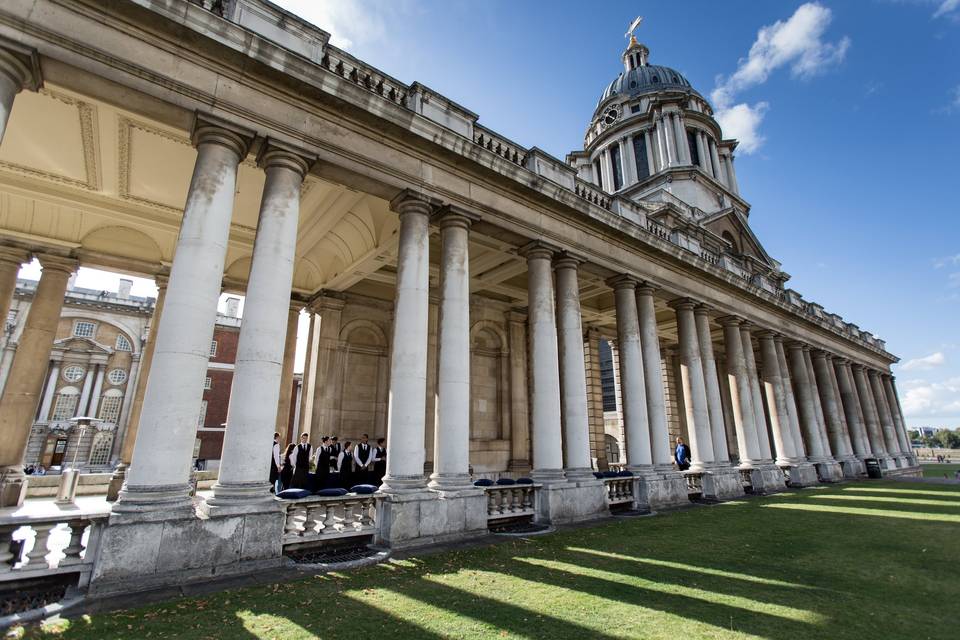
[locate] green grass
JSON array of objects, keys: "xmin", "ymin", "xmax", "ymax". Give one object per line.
[
  {"xmin": 921, "ymin": 462, "xmax": 960, "ymax": 478},
  {"xmin": 22, "ymin": 480, "xmax": 960, "ymax": 640}
]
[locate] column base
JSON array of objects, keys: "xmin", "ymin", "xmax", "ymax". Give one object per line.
[
  {"xmin": 529, "ymin": 468, "xmax": 567, "ymax": 486},
  {"xmin": 536, "ymin": 480, "xmax": 607, "ymax": 525},
  {"xmin": 641, "ymin": 467, "xmax": 691, "ymax": 510},
  {"xmin": 838, "ymin": 456, "xmax": 864, "ymax": 479},
  {"xmin": 746, "ymin": 464, "xmax": 788, "ymax": 495},
  {"xmin": 377, "ymin": 487, "xmax": 487, "ymax": 549},
  {"xmin": 780, "ymin": 462, "xmax": 819, "ymax": 488},
  {"xmin": 0, "ymin": 466, "xmax": 28, "ymax": 508},
  {"xmin": 379, "ymin": 474, "xmax": 428, "ymax": 494},
  {"xmin": 507, "ymin": 459, "xmax": 532, "ymax": 475},
  {"xmin": 105, "ymin": 464, "xmax": 127, "ymax": 502},
  {"xmin": 701, "ymin": 466, "xmax": 746, "ymax": 501},
  {"xmin": 563, "ymin": 467, "xmax": 597, "ymax": 483},
  {"xmin": 111, "ymin": 482, "xmax": 195, "ymax": 522},
  {"xmin": 427, "ymin": 472, "xmax": 474, "ymax": 492},
  {"xmin": 813, "ymin": 459, "xmax": 843, "ymax": 483},
  {"xmin": 201, "ymin": 481, "xmax": 275, "ymax": 516}
]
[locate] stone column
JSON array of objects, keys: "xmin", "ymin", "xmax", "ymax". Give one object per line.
[
  {"xmin": 555, "ymin": 255, "xmax": 593, "ymax": 480},
  {"xmin": 37, "ymin": 357, "xmax": 62, "ymax": 422},
  {"xmin": 882, "ymin": 374, "xmax": 912, "ymax": 462},
  {"xmin": 726, "ymin": 154, "xmax": 741, "ymax": 195},
  {"xmin": 869, "ymin": 370, "xmax": 902, "ymax": 463},
  {"xmin": 208, "ymin": 142, "xmax": 312, "ymax": 510},
  {"xmin": 0, "ymin": 248, "xmax": 29, "ymax": 336},
  {"xmin": 741, "ymin": 324, "xmax": 773, "ymax": 462},
  {"xmin": 643, "ymin": 130, "xmax": 656, "ymax": 177},
  {"xmin": 695, "ymin": 132, "xmax": 710, "ymax": 175},
  {"xmin": 835, "ymin": 360, "xmax": 870, "ymax": 459},
  {"xmin": 787, "ymin": 342, "xmax": 827, "ymax": 461},
  {"xmin": 635, "ymin": 284, "xmax": 671, "ymax": 467},
  {"xmin": 670, "ymin": 298, "xmax": 714, "ymax": 470},
  {"xmin": 825, "ymin": 356, "xmax": 856, "ymax": 458},
  {"xmin": 114, "ymin": 116, "xmax": 253, "ymax": 516},
  {"xmin": 87, "ymin": 364, "xmax": 106, "ymax": 418},
  {"xmin": 672, "ymin": 112, "xmax": 690, "ymax": 165},
  {"xmin": 852, "ymin": 364, "xmax": 886, "ymax": 460},
  {"xmin": 756, "ymin": 332, "xmax": 800, "ymax": 464},
  {"xmin": 507, "ymin": 310, "xmax": 530, "ymax": 473},
  {"xmin": 297, "ymin": 311, "xmax": 316, "ymax": 433},
  {"xmin": 802, "ymin": 347, "xmax": 834, "ymax": 463},
  {"xmin": 428, "ymin": 207, "xmax": 476, "ymax": 491},
  {"xmin": 620, "ymin": 137, "xmax": 638, "ymax": 186},
  {"xmin": 719, "ymin": 317, "xmax": 761, "ymax": 466},
  {"xmin": 76, "ymin": 365, "xmax": 95, "ymax": 418},
  {"xmin": 114, "ymin": 354, "xmax": 140, "ymax": 432},
  {"xmin": 524, "ymin": 243, "xmax": 565, "ymax": 483},
  {"xmin": 694, "ymin": 306, "xmax": 728, "ymax": 463},
  {"xmin": 0, "ymin": 254, "xmax": 76, "ymax": 507},
  {"xmin": 888, "ymin": 377, "xmax": 916, "ymax": 464},
  {"xmin": 812, "ymin": 351, "xmax": 857, "ymax": 477},
  {"xmin": 609, "ymin": 276, "xmax": 651, "ymax": 472},
  {"xmin": 661, "ymin": 115, "xmax": 677, "ymax": 167},
  {"xmin": 380, "ymin": 191, "xmax": 433, "ymax": 493},
  {"xmin": 709, "ymin": 140, "xmax": 723, "ymax": 183},
  {"xmin": 774, "ymin": 336, "xmax": 806, "ymax": 458},
  {"xmin": 107, "ymin": 276, "xmax": 168, "ymax": 501},
  {"xmin": 0, "ymin": 44, "xmax": 40, "ymax": 145},
  {"xmin": 307, "ymin": 295, "xmax": 345, "ymax": 443},
  {"xmin": 274, "ymin": 303, "xmax": 302, "ymax": 441}
]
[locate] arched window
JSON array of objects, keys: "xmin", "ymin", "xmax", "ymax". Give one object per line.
[
  {"xmin": 115, "ymin": 334, "xmax": 132, "ymax": 351},
  {"xmin": 722, "ymin": 231, "xmax": 739, "ymax": 254},
  {"xmin": 87, "ymin": 431, "xmax": 114, "ymax": 466},
  {"xmin": 50, "ymin": 386, "xmax": 80, "ymax": 421},
  {"xmin": 605, "ymin": 434, "xmax": 621, "ymax": 464},
  {"xmin": 98, "ymin": 389, "xmax": 123, "ymax": 423}
]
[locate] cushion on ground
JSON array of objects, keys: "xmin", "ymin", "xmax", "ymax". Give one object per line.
[
  {"xmin": 314, "ymin": 487, "xmax": 348, "ymax": 497},
  {"xmin": 473, "ymin": 478, "xmax": 494, "ymax": 486},
  {"xmin": 496, "ymin": 478, "xmax": 516, "ymax": 485},
  {"xmin": 515, "ymin": 477, "xmax": 533, "ymax": 484},
  {"xmin": 276, "ymin": 488, "xmax": 311, "ymax": 500},
  {"xmin": 350, "ymin": 484, "xmax": 378, "ymax": 494}
]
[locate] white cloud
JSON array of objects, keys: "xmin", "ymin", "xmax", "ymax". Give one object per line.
[
  {"xmin": 271, "ymin": 0, "xmax": 386, "ymax": 49},
  {"xmin": 934, "ymin": 0, "xmax": 960, "ymax": 19},
  {"xmin": 933, "ymin": 253, "xmax": 960, "ymax": 268},
  {"xmin": 711, "ymin": 3, "xmax": 850, "ymax": 154},
  {"xmin": 901, "ymin": 376, "xmax": 960, "ymax": 417},
  {"xmin": 901, "ymin": 351, "xmax": 947, "ymax": 371}
]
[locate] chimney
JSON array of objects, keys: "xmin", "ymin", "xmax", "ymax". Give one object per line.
[
  {"xmin": 225, "ymin": 297, "xmax": 240, "ymax": 318},
  {"xmin": 118, "ymin": 279, "xmax": 133, "ymax": 299}
]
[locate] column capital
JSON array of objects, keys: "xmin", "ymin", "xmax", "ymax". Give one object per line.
[
  {"xmin": 716, "ymin": 314, "xmax": 743, "ymax": 327},
  {"xmin": 289, "ymin": 297, "xmax": 308, "ymax": 313},
  {"xmin": 553, "ymin": 251, "xmax": 585, "ymax": 271},
  {"xmin": 635, "ymin": 280, "xmax": 659, "ymax": 295},
  {"xmin": 308, "ymin": 292, "xmax": 346, "ymax": 313},
  {"xmin": 693, "ymin": 303, "xmax": 712, "ymax": 317},
  {"xmin": 605, "ymin": 273, "xmax": 638, "ymax": 290},
  {"xmin": 518, "ymin": 240, "xmax": 560, "ymax": 261},
  {"xmin": 256, "ymin": 138, "xmax": 317, "ymax": 177},
  {"xmin": 754, "ymin": 328, "xmax": 778, "ymax": 339},
  {"xmin": 667, "ymin": 296, "xmax": 699, "ymax": 311},
  {"xmin": 191, "ymin": 112, "xmax": 256, "ymax": 160},
  {"xmin": 0, "ymin": 39, "xmax": 42, "ymax": 92},
  {"xmin": 0, "ymin": 246, "xmax": 30, "ymax": 268},
  {"xmin": 850, "ymin": 362, "xmax": 865, "ymax": 372},
  {"xmin": 154, "ymin": 272, "xmax": 170, "ymax": 291},
  {"xmin": 786, "ymin": 339, "xmax": 807, "ymax": 352},
  {"xmin": 36, "ymin": 254, "xmax": 77, "ymax": 276},
  {"xmin": 432, "ymin": 204, "xmax": 479, "ymax": 229},
  {"xmin": 389, "ymin": 189, "xmax": 439, "ymax": 217},
  {"xmin": 507, "ymin": 308, "xmax": 528, "ymax": 324},
  {"xmin": 810, "ymin": 349, "xmax": 829, "ymax": 362}
]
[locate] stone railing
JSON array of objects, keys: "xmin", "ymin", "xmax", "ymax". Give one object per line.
[
  {"xmin": 683, "ymin": 471, "xmax": 703, "ymax": 496},
  {"xmin": 700, "ymin": 248, "xmax": 720, "ymax": 266},
  {"xmin": 474, "ymin": 125, "xmax": 527, "ymax": 166},
  {"xmin": 320, "ymin": 48, "xmax": 409, "ymax": 109},
  {"xmin": 484, "ymin": 484, "xmax": 539, "ymax": 521},
  {"xmin": 646, "ymin": 219, "xmax": 670, "ymax": 240},
  {"xmin": 573, "ymin": 179, "xmax": 611, "ymax": 209},
  {"xmin": 0, "ymin": 511, "xmax": 108, "ymax": 590},
  {"xmin": 739, "ymin": 469, "xmax": 754, "ymax": 493},
  {"xmin": 281, "ymin": 494, "xmax": 380, "ymax": 548},
  {"xmin": 603, "ymin": 477, "xmax": 635, "ymax": 506}
]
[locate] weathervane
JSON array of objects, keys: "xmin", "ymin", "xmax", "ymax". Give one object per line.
[{"xmin": 625, "ymin": 15, "xmax": 643, "ymax": 40}]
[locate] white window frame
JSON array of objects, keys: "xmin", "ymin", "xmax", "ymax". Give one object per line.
[
  {"xmin": 61, "ymin": 365, "xmax": 85, "ymax": 383},
  {"xmin": 73, "ymin": 320, "xmax": 96, "ymax": 338},
  {"xmin": 98, "ymin": 393, "xmax": 123, "ymax": 423},
  {"xmin": 115, "ymin": 334, "xmax": 132, "ymax": 351},
  {"xmin": 204, "ymin": 377, "xmax": 212, "ymax": 390},
  {"xmin": 107, "ymin": 368, "xmax": 128, "ymax": 385},
  {"xmin": 87, "ymin": 431, "xmax": 114, "ymax": 466},
  {"xmin": 197, "ymin": 400, "xmax": 208, "ymax": 428},
  {"xmin": 209, "ymin": 340, "xmax": 218, "ymax": 357},
  {"xmin": 51, "ymin": 388, "xmax": 80, "ymax": 421}
]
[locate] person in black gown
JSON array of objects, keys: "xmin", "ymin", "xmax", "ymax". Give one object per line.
[
  {"xmin": 279, "ymin": 443, "xmax": 296, "ymax": 491},
  {"xmin": 313, "ymin": 436, "xmax": 331, "ymax": 490},
  {"xmin": 269, "ymin": 432, "xmax": 281, "ymax": 493},
  {"xmin": 291, "ymin": 432, "xmax": 312, "ymax": 489},
  {"xmin": 353, "ymin": 434, "xmax": 375, "ymax": 485},
  {"xmin": 337, "ymin": 441, "xmax": 354, "ymax": 490},
  {"xmin": 373, "ymin": 438, "xmax": 386, "ymax": 486}
]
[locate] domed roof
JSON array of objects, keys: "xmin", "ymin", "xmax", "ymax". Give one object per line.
[{"xmin": 597, "ymin": 64, "xmax": 697, "ymax": 109}]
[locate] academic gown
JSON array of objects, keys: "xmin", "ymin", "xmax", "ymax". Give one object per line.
[{"xmin": 291, "ymin": 443, "xmax": 312, "ymax": 489}]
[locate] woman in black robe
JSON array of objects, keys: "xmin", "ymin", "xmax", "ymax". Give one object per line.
[
  {"xmin": 373, "ymin": 438, "xmax": 387, "ymax": 485},
  {"xmin": 279, "ymin": 443, "xmax": 296, "ymax": 491},
  {"xmin": 338, "ymin": 442, "xmax": 354, "ymax": 490}
]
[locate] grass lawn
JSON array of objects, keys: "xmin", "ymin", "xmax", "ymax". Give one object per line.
[
  {"xmin": 21, "ymin": 480, "xmax": 960, "ymax": 640},
  {"xmin": 921, "ymin": 462, "xmax": 960, "ymax": 479}
]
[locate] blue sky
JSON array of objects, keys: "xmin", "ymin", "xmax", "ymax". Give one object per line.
[{"xmin": 24, "ymin": 1, "xmax": 957, "ymax": 427}]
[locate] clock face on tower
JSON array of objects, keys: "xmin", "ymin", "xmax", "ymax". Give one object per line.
[{"xmin": 601, "ymin": 106, "xmax": 621, "ymax": 128}]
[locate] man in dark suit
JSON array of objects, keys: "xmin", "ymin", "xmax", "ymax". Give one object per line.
[
  {"xmin": 291, "ymin": 432, "xmax": 312, "ymax": 489},
  {"xmin": 353, "ymin": 433, "xmax": 375, "ymax": 485}
]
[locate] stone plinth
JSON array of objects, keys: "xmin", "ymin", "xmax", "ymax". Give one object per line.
[
  {"xmin": 838, "ymin": 457, "xmax": 864, "ymax": 478},
  {"xmin": 640, "ymin": 468, "xmax": 690, "ymax": 510},
  {"xmin": 89, "ymin": 503, "xmax": 285, "ymax": 597},
  {"xmin": 781, "ymin": 463, "xmax": 819, "ymax": 487},
  {"xmin": 702, "ymin": 467, "xmax": 745, "ymax": 501},
  {"xmin": 747, "ymin": 464, "xmax": 788, "ymax": 494},
  {"xmin": 536, "ymin": 479, "xmax": 608, "ymax": 524},
  {"xmin": 814, "ymin": 461, "xmax": 843, "ymax": 483},
  {"xmin": 377, "ymin": 489, "xmax": 487, "ymax": 549}
]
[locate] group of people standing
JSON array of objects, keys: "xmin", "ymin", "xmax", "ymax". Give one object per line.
[{"xmin": 270, "ymin": 432, "xmax": 386, "ymax": 493}]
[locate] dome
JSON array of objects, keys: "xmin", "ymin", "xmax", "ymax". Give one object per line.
[{"xmin": 596, "ymin": 64, "xmax": 697, "ymax": 110}]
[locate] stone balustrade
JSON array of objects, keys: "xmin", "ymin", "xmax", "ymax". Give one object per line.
[
  {"xmin": 0, "ymin": 511, "xmax": 107, "ymax": 589},
  {"xmin": 603, "ymin": 477, "xmax": 635, "ymax": 507},
  {"xmin": 484, "ymin": 484, "xmax": 539, "ymax": 522},
  {"xmin": 646, "ymin": 219, "xmax": 670, "ymax": 240},
  {"xmin": 320, "ymin": 48, "xmax": 409, "ymax": 109},
  {"xmin": 475, "ymin": 125, "xmax": 528, "ymax": 166},
  {"xmin": 280, "ymin": 494, "xmax": 380, "ymax": 548},
  {"xmin": 573, "ymin": 178, "xmax": 611, "ymax": 209},
  {"xmin": 683, "ymin": 471, "xmax": 703, "ymax": 497}
]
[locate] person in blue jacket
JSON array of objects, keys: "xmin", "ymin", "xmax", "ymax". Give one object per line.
[{"xmin": 674, "ymin": 436, "xmax": 691, "ymax": 471}]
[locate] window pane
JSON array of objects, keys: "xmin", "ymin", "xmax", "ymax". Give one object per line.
[
  {"xmin": 209, "ymin": 341, "xmax": 218, "ymax": 357},
  {"xmin": 610, "ymin": 144, "xmax": 623, "ymax": 191},
  {"xmin": 51, "ymin": 393, "xmax": 79, "ymax": 421},
  {"xmin": 74, "ymin": 321, "xmax": 95, "ymax": 338},
  {"xmin": 687, "ymin": 129, "xmax": 700, "ymax": 167},
  {"xmin": 88, "ymin": 432, "xmax": 114, "ymax": 465},
  {"xmin": 107, "ymin": 369, "xmax": 128, "ymax": 385},
  {"xmin": 115, "ymin": 334, "xmax": 132, "ymax": 351},
  {"xmin": 98, "ymin": 396, "xmax": 122, "ymax": 423},
  {"xmin": 62, "ymin": 365, "xmax": 85, "ymax": 382},
  {"xmin": 633, "ymin": 135, "xmax": 650, "ymax": 179}
]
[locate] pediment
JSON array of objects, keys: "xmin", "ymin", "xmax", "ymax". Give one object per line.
[
  {"xmin": 52, "ymin": 336, "xmax": 112, "ymax": 354},
  {"xmin": 700, "ymin": 208, "xmax": 773, "ymax": 267}
]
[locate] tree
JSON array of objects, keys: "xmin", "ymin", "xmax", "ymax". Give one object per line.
[{"xmin": 932, "ymin": 429, "xmax": 960, "ymax": 449}]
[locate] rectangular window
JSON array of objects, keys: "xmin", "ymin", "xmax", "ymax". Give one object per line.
[
  {"xmin": 209, "ymin": 341, "xmax": 218, "ymax": 357},
  {"xmin": 204, "ymin": 377, "xmax": 212, "ymax": 390},
  {"xmin": 73, "ymin": 321, "xmax": 96, "ymax": 338},
  {"xmin": 51, "ymin": 393, "xmax": 79, "ymax": 421},
  {"xmin": 593, "ymin": 159, "xmax": 603, "ymax": 190},
  {"xmin": 610, "ymin": 144, "xmax": 623, "ymax": 191},
  {"xmin": 98, "ymin": 395, "xmax": 122, "ymax": 423},
  {"xmin": 687, "ymin": 130, "xmax": 700, "ymax": 168},
  {"xmin": 630, "ymin": 104, "xmax": 640, "ymax": 114},
  {"xmin": 197, "ymin": 400, "xmax": 208, "ymax": 428},
  {"xmin": 633, "ymin": 135, "xmax": 650, "ymax": 180}
]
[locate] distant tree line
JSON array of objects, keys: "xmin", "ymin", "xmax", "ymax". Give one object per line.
[{"xmin": 915, "ymin": 430, "xmax": 960, "ymax": 449}]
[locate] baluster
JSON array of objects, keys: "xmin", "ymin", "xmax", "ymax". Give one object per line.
[
  {"xmin": 357, "ymin": 498, "xmax": 374, "ymax": 529},
  {"xmin": 342, "ymin": 500, "xmax": 356, "ymax": 531},
  {"xmin": 498, "ymin": 489, "xmax": 509, "ymax": 515},
  {"xmin": 523, "ymin": 487, "xmax": 535, "ymax": 511},
  {"xmin": 0, "ymin": 525, "xmax": 18, "ymax": 572},
  {"xmin": 487, "ymin": 490, "xmax": 497, "ymax": 516},
  {"xmin": 321, "ymin": 503, "xmax": 338, "ymax": 534},
  {"xmin": 284, "ymin": 505, "xmax": 305, "ymax": 538},
  {"xmin": 25, "ymin": 523, "xmax": 55, "ymax": 569},
  {"xmin": 60, "ymin": 520, "xmax": 87, "ymax": 566},
  {"xmin": 304, "ymin": 504, "xmax": 324, "ymax": 536}
]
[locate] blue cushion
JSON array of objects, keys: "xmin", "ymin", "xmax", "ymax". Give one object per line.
[
  {"xmin": 350, "ymin": 484, "xmax": 378, "ymax": 495},
  {"xmin": 473, "ymin": 478, "xmax": 494, "ymax": 487},
  {"xmin": 618, "ymin": 470, "xmax": 634, "ymax": 477},
  {"xmin": 276, "ymin": 488, "xmax": 311, "ymax": 500},
  {"xmin": 592, "ymin": 471, "xmax": 604, "ymax": 479},
  {"xmin": 602, "ymin": 470, "xmax": 619, "ymax": 478},
  {"xmin": 515, "ymin": 477, "xmax": 533, "ymax": 484},
  {"xmin": 495, "ymin": 478, "xmax": 516, "ymax": 485},
  {"xmin": 315, "ymin": 487, "xmax": 348, "ymax": 497}
]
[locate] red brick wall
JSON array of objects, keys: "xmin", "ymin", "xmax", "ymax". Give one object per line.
[{"xmin": 210, "ymin": 326, "xmax": 239, "ymax": 364}]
